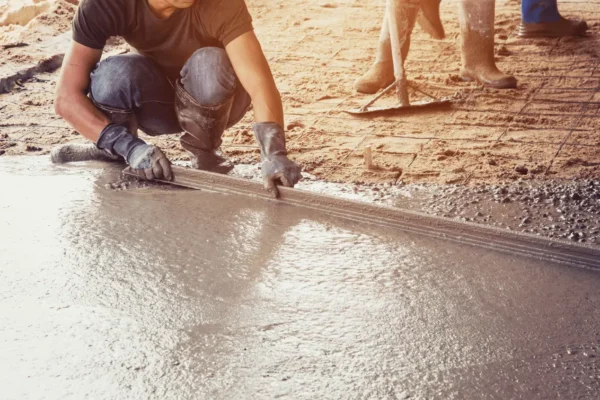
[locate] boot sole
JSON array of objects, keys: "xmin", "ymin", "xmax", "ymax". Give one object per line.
[
  {"xmin": 518, "ymin": 31, "xmax": 587, "ymax": 38},
  {"xmin": 460, "ymin": 73, "xmax": 517, "ymax": 89}
]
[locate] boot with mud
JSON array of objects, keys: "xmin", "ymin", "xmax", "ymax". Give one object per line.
[
  {"xmin": 458, "ymin": 0, "xmax": 517, "ymax": 89},
  {"xmin": 175, "ymin": 80, "xmax": 235, "ymax": 174},
  {"xmin": 354, "ymin": 14, "xmax": 398, "ymax": 95},
  {"xmin": 519, "ymin": 0, "xmax": 588, "ymax": 38},
  {"xmin": 354, "ymin": 0, "xmax": 444, "ymax": 94}
]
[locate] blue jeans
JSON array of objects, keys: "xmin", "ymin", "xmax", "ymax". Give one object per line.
[
  {"xmin": 89, "ymin": 47, "xmax": 251, "ymax": 138},
  {"xmin": 522, "ymin": 0, "xmax": 561, "ymax": 24}
]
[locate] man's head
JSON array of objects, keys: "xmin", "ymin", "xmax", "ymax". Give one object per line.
[{"xmin": 164, "ymin": 0, "xmax": 196, "ymax": 9}]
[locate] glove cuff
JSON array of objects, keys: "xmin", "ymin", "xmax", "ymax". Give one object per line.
[
  {"xmin": 96, "ymin": 123, "xmax": 146, "ymax": 160},
  {"xmin": 252, "ymin": 122, "xmax": 287, "ymax": 159}
]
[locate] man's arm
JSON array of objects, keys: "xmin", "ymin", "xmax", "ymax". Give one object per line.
[
  {"xmin": 54, "ymin": 41, "xmax": 109, "ymax": 141},
  {"xmin": 54, "ymin": 41, "xmax": 172, "ymax": 181},
  {"xmin": 225, "ymin": 31, "xmax": 301, "ymax": 195},
  {"xmin": 225, "ymin": 31, "xmax": 284, "ymax": 127}
]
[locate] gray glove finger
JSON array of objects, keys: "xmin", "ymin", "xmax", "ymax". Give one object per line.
[
  {"xmin": 152, "ymin": 160, "xmax": 164, "ymax": 181},
  {"xmin": 280, "ymin": 174, "xmax": 292, "ymax": 188},
  {"xmin": 264, "ymin": 176, "xmax": 280, "ymax": 199},
  {"xmin": 158, "ymin": 157, "xmax": 173, "ymax": 181},
  {"xmin": 144, "ymin": 168, "xmax": 155, "ymax": 181},
  {"xmin": 126, "ymin": 166, "xmax": 146, "ymax": 180}
]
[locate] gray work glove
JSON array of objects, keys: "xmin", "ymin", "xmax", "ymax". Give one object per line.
[
  {"xmin": 96, "ymin": 124, "xmax": 173, "ymax": 181},
  {"xmin": 253, "ymin": 122, "xmax": 302, "ymax": 198}
]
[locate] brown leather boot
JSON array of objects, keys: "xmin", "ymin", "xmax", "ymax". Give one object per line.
[
  {"xmin": 458, "ymin": 0, "xmax": 517, "ymax": 89},
  {"xmin": 174, "ymin": 80, "xmax": 235, "ymax": 173},
  {"xmin": 519, "ymin": 16, "xmax": 588, "ymax": 38}
]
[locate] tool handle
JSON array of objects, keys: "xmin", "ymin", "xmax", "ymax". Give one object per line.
[{"xmin": 386, "ymin": 0, "xmax": 419, "ymax": 106}]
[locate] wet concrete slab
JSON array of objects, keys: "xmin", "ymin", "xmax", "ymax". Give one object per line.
[{"xmin": 1, "ymin": 157, "xmax": 600, "ymax": 399}]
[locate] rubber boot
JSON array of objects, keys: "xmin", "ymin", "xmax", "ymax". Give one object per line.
[
  {"xmin": 51, "ymin": 105, "xmax": 137, "ymax": 164},
  {"xmin": 174, "ymin": 79, "xmax": 235, "ymax": 173},
  {"xmin": 458, "ymin": 0, "xmax": 517, "ymax": 89},
  {"xmin": 354, "ymin": 13, "xmax": 410, "ymax": 94},
  {"xmin": 519, "ymin": 0, "xmax": 587, "ymax": 38}
]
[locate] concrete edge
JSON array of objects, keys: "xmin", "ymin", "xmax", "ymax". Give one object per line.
[{"xmin": 128, "ymin": 166, "xmax": 600, "ymax": 271}]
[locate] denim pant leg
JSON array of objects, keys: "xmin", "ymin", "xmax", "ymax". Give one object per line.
[
  {"xmin": 180, "ymin": 47, "xmax": 251, "ymax": 129},
  {"xmin": 521, "ymin": 0, "xmax": 560, "ymax": 24},
  {"xmin": 90, "ymin": 54, "xmax": 181, "ymax": 136}
]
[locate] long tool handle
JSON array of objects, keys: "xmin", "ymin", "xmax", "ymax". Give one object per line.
[{"xmin": 387, "ymin": 0, "xmax": 418, "ymax": 106}]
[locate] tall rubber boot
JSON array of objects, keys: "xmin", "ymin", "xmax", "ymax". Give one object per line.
[
  {"xmin": 354, "ymin": 12, "xmax": 412, "ymax": 94},
  {"xmin": 519, "ymin": 0, "xmax": 587, "ymax": 38},
  {"xmin": 458, "ymin": 0, "xmax": 517, "ymax": 89},
  {"xmin": 174, "ymin": 80, "xmax": 235, "ymax": 172}
]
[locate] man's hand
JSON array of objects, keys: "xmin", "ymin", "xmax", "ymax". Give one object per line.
[
  {"xmin": 253, "ymin": 122, "xmax": 302, "ymax": 198},
  {"xmin": 97, "ymin": 123, "xmax": 173, "ymax": 181},
  {"xmin": 261, "ymin": 154, "xmax": 302, "ymax": 197},
  {"xmin": 125, "ymin": 145, "xmax": 173, "ymax": 181}
]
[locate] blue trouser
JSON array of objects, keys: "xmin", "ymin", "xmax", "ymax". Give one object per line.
[
  {"xmin": 522, "ymin": 0, "xmax": 561, "ymax": 24},
  {"xmin": 89, "ymin": 47, "xmax": 251, "ymax": 138}
]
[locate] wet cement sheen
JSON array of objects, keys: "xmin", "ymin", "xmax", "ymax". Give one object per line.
[{"xmin": 1, "ymin": 157, "xmax": 600, "ymax": 400}]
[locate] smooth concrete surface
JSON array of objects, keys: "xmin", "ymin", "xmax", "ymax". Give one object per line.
[{"xmin": 1, "ymin": 157, "xmax": 600, "ymax": 400}]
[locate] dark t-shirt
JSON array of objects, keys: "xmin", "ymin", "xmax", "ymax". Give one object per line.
[{"xmin": 72, "ymin": 0, "xmax": 253, "ymax": 77}]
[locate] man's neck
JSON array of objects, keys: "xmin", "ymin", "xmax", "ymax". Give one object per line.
[{"xmin": 146, "ymin": 0, "xmax": 177, "ymax": 19}]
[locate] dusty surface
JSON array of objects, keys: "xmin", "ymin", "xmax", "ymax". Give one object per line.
[
  {"xmin": 1, "ymin": 0, "xmax": 600, "ymax": 185},
  {"xmin": 1, "ymin": 156, "xmax": 600, "ymax": 399}
]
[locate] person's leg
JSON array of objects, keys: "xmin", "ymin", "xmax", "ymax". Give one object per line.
[
  {"xmin": 354, "ymin": 0, "xmax": 444, "ymax": 95},
  {"xmin": 176, "ymin": 47, "xmax": 251, "ymax": 170},
  {"xmin": 522, "ymin": 0, "xmax": 560, "ymax": 24},
  {"xmin": 520, "ymin": 0, "xmax": 588, "ymax": 38},
  {"xmin": 90, "ymin": 54, "xmax": 181, "ymax": 136},
  {"xmin": 458, "ymin": 0, "xmax": 517, "ymax": 89}
]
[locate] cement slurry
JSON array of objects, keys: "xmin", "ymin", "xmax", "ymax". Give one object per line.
[{"xmin": 1, "ymin": 157, "xmax": 600, "ymax": 399}]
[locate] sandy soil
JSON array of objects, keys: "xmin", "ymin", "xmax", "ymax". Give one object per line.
[{"xmin": 1, "ymin": 0, "xmax": 599, "ymax": 185}]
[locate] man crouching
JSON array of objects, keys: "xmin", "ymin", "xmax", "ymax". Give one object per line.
[{"xmin": 54, "ymin": 0, "xmax": 301, "ymax": 192}]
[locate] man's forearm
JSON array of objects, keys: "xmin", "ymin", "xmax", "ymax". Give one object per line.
[
  {"xmin": 248, "ymin": 81, "xmax": 284, "ymax": 128},
  {"xmin": 55, "ymin": 91, "xmax": 110, "ymax": 142}
]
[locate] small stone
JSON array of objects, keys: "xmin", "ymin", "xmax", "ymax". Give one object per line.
[
  {"xmin": 568, "ymin": 232, "xmax": 581, "ymax": 241},
  {"xmin": 515, "ymin": 165, "xmax": 528, "ymax": 175},
  {"xmin": 521, "ymin": 217, "xmax": 531, "ymax": 225}
]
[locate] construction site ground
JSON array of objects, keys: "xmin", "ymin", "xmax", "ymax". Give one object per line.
[{"xmin": 1, "ymin": 0, "xmax": 599, "ymax": 244}]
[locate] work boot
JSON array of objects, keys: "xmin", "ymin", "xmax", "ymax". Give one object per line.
[
  {"xmin": 519, "ymin": 16, "xmax": 588, "ymax": 38},
  {"xmin": 174, "ymin": 79, "xmax": 235, "ymax": 173},
  {"xmin": 354, "ymin": 14, "xmax": 410, "ymax": 94},
  {"xmin": 519, "ymin": 0, "xmax": 588, "ymax": 38},
  {"xmin": 458, "ymin": 0, "xmax": 517, "ymax": 89},
  {"xmin": 51, "ymin": 143, "xmax": 121, "ymax": 164}
]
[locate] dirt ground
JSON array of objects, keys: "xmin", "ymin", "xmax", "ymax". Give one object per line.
[{"xmin": 1, "ymin": 0, "xmax": 599, "ymax": 185}]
